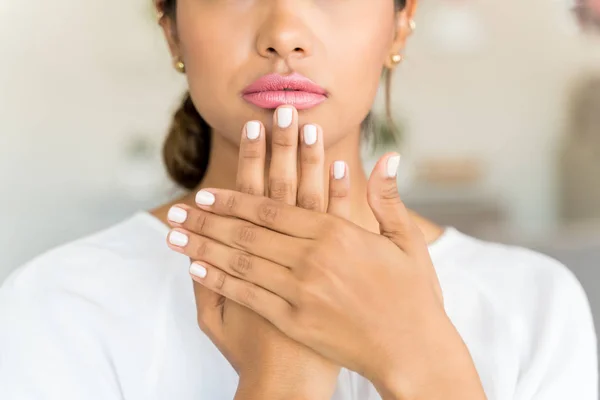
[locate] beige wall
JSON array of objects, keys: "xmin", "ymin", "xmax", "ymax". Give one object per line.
[{"xmin": 376, "ymin": 0, "xmax": 600, "ymax": 237}]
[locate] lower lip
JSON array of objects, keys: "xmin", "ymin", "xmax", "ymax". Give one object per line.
[{"xmin": 242, "ymin": 91, "xmax": 327, "ymax": 110}]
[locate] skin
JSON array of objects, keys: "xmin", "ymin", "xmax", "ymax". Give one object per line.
[{"xmin": 151, "ymin": 0, "xmax": 485, "ymax": 398}]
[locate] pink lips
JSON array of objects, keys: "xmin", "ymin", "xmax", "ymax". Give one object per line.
[{"xmin": 242, "ymin": 72, "xmax": 328, "ymax": 110}]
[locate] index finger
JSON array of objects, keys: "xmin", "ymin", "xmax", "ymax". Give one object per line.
[{"xmin": 195, "ymin": 188, "xmax": 325, "ymax": 239}]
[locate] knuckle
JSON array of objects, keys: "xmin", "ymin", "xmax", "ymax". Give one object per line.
[
  {"xmin": 272, "ymin": 132, "xmax": 296, "ymax": 148},
  {"xmin": 225, "ymin": 192, "xmax": 240, "ymax": 213},
  {"xmin": 238, "ymin": 183, "xmax": 259, "ymax": 196},
  {"xmin": 230, "ymin": 252, "xmax": 253, "ymax": 277},
  {"xmin": 240, "ymin": 286, "xmax": 257, "ymax": 309},
  {"xmin": 241, "ymin": 147, "xmax": 262, "ymax": 160},
  {"xmin": 214, "ymin": 270, "xmax": 227, "ymax": 291},
  {"xmin": 269, "ymin": 178, "xmax": 293, "ymax": 202},
  {"xmin": 258, "ymin": 200, "xmax": 281, "ymax": 226},
  {"xmin": 380, "ymin": 185, "xmax": 401, "ymax": 203},
  {"xmin": 234, "ymin": 225, "xmax": 257, "ymax": 248},
  {"xmin": 194, "ymin": 240, "xmax": 210, "ymax": 260},
  {"xmin": 191, "ymin": 212, "xmax": 209, "ymax": 234},
  {"xmin": 320, "ymin": 219, "xmax": 342, "ymax": 240},
  {"xmin": 300, "ymin": 152, "xmax": 322, "ymax": 166},
  {"xmin": 297, "ymin": 193, "xmax": 322, "ymax": 211},
  {"xmin": 329, "ymin": 186, "xmax": 349, "ymax": 199}
]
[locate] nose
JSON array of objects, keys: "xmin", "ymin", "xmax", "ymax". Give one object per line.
[{"xmin": 255, "ymin": 4, "xmax": 314, "ymax": 62}]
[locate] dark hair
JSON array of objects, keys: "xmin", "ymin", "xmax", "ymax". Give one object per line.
[{"xmin": 161, "ymin": 0, "xmax": 407, "ymax": 190}]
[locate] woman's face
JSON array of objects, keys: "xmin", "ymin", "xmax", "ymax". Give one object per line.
[{"xmin": 161, "ymin": 0, "xmax": 414, "ymax": 149}]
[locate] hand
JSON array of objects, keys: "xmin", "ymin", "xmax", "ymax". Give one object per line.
[
  {"xmin": 168, "ymin": 153, "xmax": 486, "ymax": 399},
  {"xmin": 168, "ymin": 106, "xmax": 348, "ymax": 399}
]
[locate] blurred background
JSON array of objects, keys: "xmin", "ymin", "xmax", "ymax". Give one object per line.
[{"xmin": 0, "ymin": 0, "xmax": 599, "ymax": 343}]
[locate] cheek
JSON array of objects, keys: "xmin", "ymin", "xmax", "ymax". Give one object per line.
[
  {"xmin": 320, "ymin": 19, "xmax": 394, "ymax": 143},
  {"xmin": 177, "ymin": 10, "xmax": 258, "ymax": 143}
]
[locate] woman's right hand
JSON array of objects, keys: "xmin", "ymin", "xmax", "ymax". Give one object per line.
[{"xmin": 190, "ymin": 106, "xmax": 351, "ymax": 399}]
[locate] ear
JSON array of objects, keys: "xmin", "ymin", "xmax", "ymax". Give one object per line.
[
  {"xmin": 384, "ymin": 0, "xmax": 418, "ymax": 69},
  {"xmin": 155, "ymin": 1, "xmax": 181, "ymax": 60}
]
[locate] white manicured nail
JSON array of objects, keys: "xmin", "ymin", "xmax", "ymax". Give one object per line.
[
  {"xmin": 246, "ymin": 121, "xmax": 261, "ymax": 140},
  {"xmin": 386, "ymin": 155, "xmax": 401, "ymax": 178},
  {"xmin": 190, "ymin": 263, "xmax": 208, "ymax": 279},
  {"xmin": 333, "ymin": 161, "xmax": 346, "ymax": 180},
  {"xmin": 277, "ymin": 107, "xmax": 293, "ymax": 128},
  {"xmin": 196, "ymin": 190, "xmax": 216, "ymax": 206},
  {"xmin": 303, "ymin": 125, "xmax": 317, "ymax": 146},
  {"xmin": 169, "ymin": 231, "xmax": 189, "ymax": 247},
  {"xmin": 167, "ymin": 206, "xmax": 188, "ymax": 223}
]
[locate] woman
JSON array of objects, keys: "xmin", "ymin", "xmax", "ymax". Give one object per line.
[{"xmin": 0, "ymin": 0, "xmax": 596, "ymax": 399}]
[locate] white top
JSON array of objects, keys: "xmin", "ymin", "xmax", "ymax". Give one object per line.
[{"xmin": 0, "ymin": 212, "xmax": 597, "ymax": 400}]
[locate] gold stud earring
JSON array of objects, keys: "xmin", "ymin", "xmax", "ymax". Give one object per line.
[
  {"xmin": 174, "ymin": 59, "xmax": 186, "ymax": 74},
  {"xmin": 409, "ymin": 19, "xmax": 417, "ymax": 31},
  {"xmin": 391, "ymin": 54, "xmax": 403, "ymax": 65},
  {"xmin": 156, "ymin": 10, "xmax": 165, "ymax": 22}
]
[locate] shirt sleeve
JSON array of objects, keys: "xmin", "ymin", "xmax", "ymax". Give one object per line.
[
  {"xmin": 0, "ymin": 274, "xmax": 126, "ymax": 400},
  {"xmin": 514, "ymin": 264, "xmax": 598, "ymax": 400}
]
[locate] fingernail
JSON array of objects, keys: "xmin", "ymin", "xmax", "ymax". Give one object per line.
[
  {"xmin": 196, "ymin": 190, "xmax": 216, "ymax": 206},
  {"xmin": 386, "ymin": 155, "xmax": 401, "ymax": 178},
  {"xmin": 167, "ymin": 206, "xmax": 188, "ymax": 224},
  {"xmin": 277, "ymin": 107, "xmax": 293, "ymax": 128},
  {"xmin": 303, "ymin": 125, "xmax": 317, "ymax": 146},
  {"xmin": 190, "ymin": 263, "xmax": 208, "ymax": 279},
  {"xmin": 169, "ymin": 231, "xmax": 189, "ymax": 247},
  {"xmin": 246, "ymin": 121, "xmax": 261, "ymax": 140},
  {"xmin": 333, "ymin": 161, "xmax": 346, "ymax": 180}
]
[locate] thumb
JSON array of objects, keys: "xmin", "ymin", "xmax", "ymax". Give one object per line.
[{"xmin": 367, "ymin": 153, "xmax": 420, "ymax": 253}]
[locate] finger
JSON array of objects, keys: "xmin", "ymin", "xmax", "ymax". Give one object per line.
[
  {"xmin": 297, "ymin": 124, "xmax": 325, "ymax": 212},
  {"xmin": 165, "ymin": 220, "xmax": 297, "ymax": 303},
  {"xmin": 269, "ymin": 106, "xmax": 299, "ymax": 205},
  {"xmin": 327, "ymin": 161, "xmax": 351, "ymax": 219},
  {"xmin": 237, "ymin": 120, "xmax": 266, "ymax": 196},
  {"xmin": 192, "ymin": 277, "xmax": 226, "ymax": 346},
  {"xmin": 194, "ymin": 189, "xmax": 325, "ymax": 239},
  {"xmin": 367, "ymin": 153, "xmax": 420, "ymax": 253},
  {"xmin": 190, "ymin": 262, "xmax": 294, "ymax": 332},
  {"xmin": 164, "ymin": 223, "xmax": 224, "ymax": 344},
  {"xmin": 167, "ymin": 206, "xmax": 308, "ymax": 267}
]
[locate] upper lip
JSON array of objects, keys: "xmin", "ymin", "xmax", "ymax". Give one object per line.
[{"xmin": 242, "ymin": 72, "xmax": 328, "ymax": 96}]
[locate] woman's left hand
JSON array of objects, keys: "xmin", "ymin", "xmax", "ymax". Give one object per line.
[{"xmin": 168, "ymin": 154, "xmax": 485, "ymax": 399}]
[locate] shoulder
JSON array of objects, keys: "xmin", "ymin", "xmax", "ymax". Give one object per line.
[
  {"xmin": 0, "ymin": 212, "xmax": 193, "ymax": 399},
  {"xmin": 437, "ymin": 229, "xmax": 591, "ymax": 316},
  {"xmin": 0, "ymin": 212, "xmax": 186, "ymax": 317},
  {"xmin": 436, "ymin": 228, "xmax": 597, "ymax": 397}
]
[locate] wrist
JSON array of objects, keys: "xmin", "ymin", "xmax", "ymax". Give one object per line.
[
  {"xmin": 236, "ymin": 366, "xmax": 340, "ymax": 400},
  {"xmin": 371, "ymin": 318, "xmax": 486, "ymax": 400},
  {"xmin": 235, "ymin": 379, "xmax": 314, "ymax": 400}
]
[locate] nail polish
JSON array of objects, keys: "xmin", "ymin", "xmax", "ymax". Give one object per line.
[
  {"xmin": 277, "ymin": 107, "xmax": 293, "ymax": 128},
  {"xmin": 190, "ymin": 263, "xmax": 208, "ymax": 279},
  {"xmin": 169, "ymin": 231, "xmax": 189, "ymax": 247},
  {"xmin": 303, "ymin": 125, "xmax": 317, "ymax": 146},
  {"xmin": 386, "ymin": 155, "xmax": 401, "ymax": 178},
  {"xmin": 246, "ymin": 121, "xmax": 261, "ymax": 140},
  {"xmin": 196, "ymin": 190, "xmax": 216, "ymax": 206},
  {"xmin": 333, "ymin": 161, "xmax": 346, "ymax": 180},
  {"xmin": 167, "ymin": 206, "xmax": 188, "ymax": 224}
]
